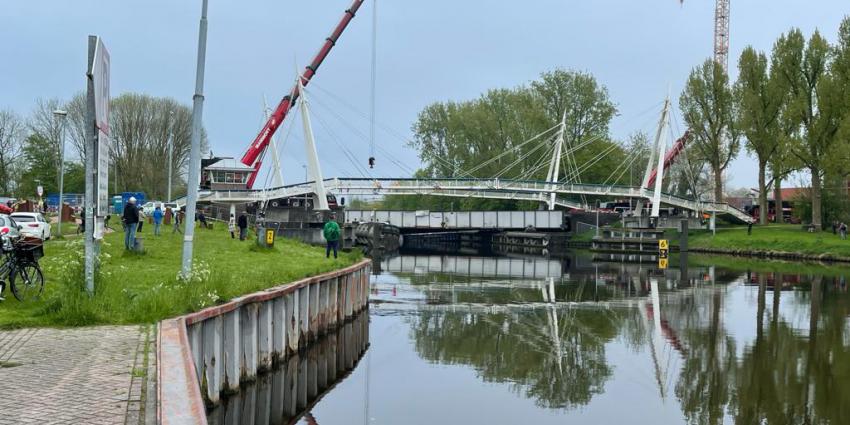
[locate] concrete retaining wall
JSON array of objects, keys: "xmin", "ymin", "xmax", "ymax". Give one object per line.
[{"xmin": 157, "ymin": 259, "xmax": 372, "ymax": 425}]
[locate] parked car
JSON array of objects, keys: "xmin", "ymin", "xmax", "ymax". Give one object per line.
[
  {"xmin": 0, "ymin": 215, "xmax": 21, "ymax": 240},
  {"xmin": 141, "ymin": 201, "xmax": 162, "ymax": 216},
  {"xmin": 10, "ymin": 213, "xmax": 50, "ymax": 240}
]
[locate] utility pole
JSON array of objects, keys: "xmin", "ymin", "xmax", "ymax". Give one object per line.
[
  {"xmin": 167, "ymin": 110, "xmax": 174, "ymax": 202},
  {"xmin": 53, "ymin": 109, "xmax": 68, "ymax": 235},
  {"xmin": 181, "ymin": 0, "xmax": 209, "ymax": 278}
]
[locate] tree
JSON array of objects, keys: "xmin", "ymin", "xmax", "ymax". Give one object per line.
[
  {"xmin": 18, "ymin": 133, "xmax": 59, "ymax": 198},
  {"xmin": 108, "ymin": 93, "xmax": 206, "ymax": 199},
  {"xmin": 772, "ymin": 29, "xmax": 846, "ymax": 229},
  {"xmin": 0, "ymin": 109, "xmax": 24, "ymax": 195},
  {"xmin": 406, "ymin": 69, "xmax": 623, "ymax": 210},
  {"xmin": 680, "ymin": 59, "xmax": 740, "ymax": 202},
  {"xmin": 734, "ymin": 47, "xmax": 785, "ymax": 224},
  {"xmin": 27, "ymin": 98, "xmax": 64, "ymax": 191}
]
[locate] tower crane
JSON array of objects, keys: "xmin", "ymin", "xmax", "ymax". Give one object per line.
[{"xmin": 680, "ymin": 0, "xmax": 731, "ymax": 72}]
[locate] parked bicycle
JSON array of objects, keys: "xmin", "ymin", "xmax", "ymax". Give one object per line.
[{"xmin": 0, "ymin": 235, "xmax": 44, "ymax": 301}]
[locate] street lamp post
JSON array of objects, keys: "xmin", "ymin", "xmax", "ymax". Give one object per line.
[
  {"xmin": 167, "ymin": 110, "xmax": 174, "ymax": 202},
  {"xmin": 53, "ymin": 109, "xmax": 68, "ymax": 235}
]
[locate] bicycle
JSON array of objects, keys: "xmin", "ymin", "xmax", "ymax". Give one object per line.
[{"xmin": 0, "ymin": 236, "xmax": 45, "ymax": 301}]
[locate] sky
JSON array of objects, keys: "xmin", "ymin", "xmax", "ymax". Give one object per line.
[{"xmin": 2, "ymin": 1, "xmax": 848, "ymax": 191}]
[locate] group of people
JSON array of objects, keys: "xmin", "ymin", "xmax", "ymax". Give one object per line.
[
  {"xmin": 832, "ymin": 221, "xmax": 848, "ymax": 240},
  {"xmin": 227, "ymin": 212, "xmax": 250, "ymax": 241},
  {"xmin": 121, "ymin": 197, "xmax": 186, "ymax": 250}
]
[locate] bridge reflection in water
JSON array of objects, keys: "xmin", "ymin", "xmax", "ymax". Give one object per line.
[{"xmin": 206, "ymin": 312, "xmax": 369, "ymax": 425}]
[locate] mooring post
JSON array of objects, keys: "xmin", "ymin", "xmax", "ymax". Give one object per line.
[
  {"xmin": 329, "ymin": 277, "xmax": 340, "ymax": 329},
  {"xmin": 188, "ymin": 321, "xmax": 204, "ymax": 385},
  {"xmin": 285, "ymin": 291, "xmax": 299, "ymax": 355},
  {"xmin": 309, "ymin": 281, "xmax": 320, "ymax": 340},
  {"xmin": 222, "ymin": 308, "xmax": 241, "ymax": 393},
  {"xmin": 240, "ymin": 303, "xmax": 259, "ymax": 381},
  {"xmin": 319, "ymin": 279, "xmax": 330, "ymax": 335},
  {"xmin": 272, "ymin": 297, "xmax": 286, "ymax": 362},
  {"xmin": 202, "ymin": 315, "xmax": 223, "ymax": 404},
  {"xmin": 299, "ymin": 285, "xmax": 310, "ymax": 347},
  {"xmin": 257, "ymin": 302, "xmax": 273, "ymax": 371}
]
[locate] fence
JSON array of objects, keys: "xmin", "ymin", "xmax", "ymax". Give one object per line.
[{"xmin": 157, "ymin": 259, "xmax": 372, "ymax": 424}]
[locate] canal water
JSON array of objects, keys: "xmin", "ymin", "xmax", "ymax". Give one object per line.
[{"xmin": 216, "ymin": 251, "xmax": 850, "ymax": 425}]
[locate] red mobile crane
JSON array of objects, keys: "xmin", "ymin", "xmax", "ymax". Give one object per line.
[
  {"xmin": 241, "ymin": 0, "xmax": 366, "ymax": 189},
  {"xmin": 646, "ymin": 130, "xmax": 690, "ymax": 188}
]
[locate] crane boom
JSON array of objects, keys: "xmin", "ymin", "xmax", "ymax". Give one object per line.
[
  {"xmin": 680, "ymin": 0, "xmax": 730, "ymax": 72},
  {"xmin": 646, "ymin": 131, "xmax": 690, "ymax": 188},
  {"xmin": 241, "ymin": 0, "xmax": 366, "ymax": 187}
]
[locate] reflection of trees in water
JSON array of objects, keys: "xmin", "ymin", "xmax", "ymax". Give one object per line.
[{"xmin": 409, "ymin": 307, "xmax": 621, "ymax": 409}]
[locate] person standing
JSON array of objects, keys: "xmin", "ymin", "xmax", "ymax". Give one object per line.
[
  {"xmin": 153, "ymin": 206, "xmax": 164, "ymax": 236},
  {"xmin": 137, "ymin": 204, "xmax": 145, "ymax": 233},
  {"xmin": 237, "ymin": 212, "xmax": 248, "ymax": 241},
  {"xmin": 122, "ymin": 196, "xmax": 139, "ymax": 250},
  {"xmin": 172, "ymin": 208, "xmax": 183, "ymax": 234},
  {"xmin": 841, "ymin": 222, "xmax": 847, "ymax": 240},
  {"xmin": 228, "ymin": 213, "xmax": 236, "ymax": 239},
  {"xmin": 323, "ymin": 214, "xmax": 341, "ymax": 259}
]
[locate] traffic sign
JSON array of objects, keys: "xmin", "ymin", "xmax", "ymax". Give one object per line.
[
  {"xmin": 658, "ymin": 258, "xmax": 668, "ymax": 269},
  {"xmin": 36, "ymin": 185, "xmax": 43, "ymax": 197},
  {"xmin": 659, "ymin": 239, "xmax": 668, "ymax": 250}
]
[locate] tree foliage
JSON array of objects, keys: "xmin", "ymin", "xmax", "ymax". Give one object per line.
[
  {"xmin": 398, "ymin": 69, "xmax": 624, "ymax": 210},
  {"xmin": 680, "ymin": 59, "xmax": 740, "ymax": 202}
]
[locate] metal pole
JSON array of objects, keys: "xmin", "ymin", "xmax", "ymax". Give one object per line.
[
  {"xmin": 84, "ymin": 36, "xmax": 97, "ymax": 295},
  {"xmin": 167, "ymin": 111, "xmax": 174, "ymax": 202},
  {"xmin": 54, "ymin": 110, "xmax": 68, "ymax": 236},
  {"xmin": 181, "ymin": 0, "xmax": 209, "ymax": 278}
]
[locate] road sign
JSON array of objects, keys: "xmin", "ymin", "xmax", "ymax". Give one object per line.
[
  {"xmin": 658, "ymin": 258, "xmax": 668, "ymax": 269},
  {"xmin": 265, "ymin": 229, "xmax": 275, "ymax": 247},
  {"xmin": 658, "ymin": 239, "xmax": 668, "ymax": 250},
  {"xmin": 90, "ymin": 37, "xmax": 110, "ymax": 135},
  {"xmin": 96, "ymin": 130, "xmax": 110, "ymax": 218},
  {"xmin": 36, "ymin": 185, "xmax": 43, "ymax": 197}
]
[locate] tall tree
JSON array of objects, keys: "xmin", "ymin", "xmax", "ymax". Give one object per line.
[
  {"xmin": 108, "ymin": 93, "xmax": 205, "ymax": 199},
  {"xmin": 734, "ymin": 47, "xmax": 785, "ymax": 224},
  {"xmin": 0, "ymin": 109, "xmax": 24, "ymax": 195},
  {"xmin": 772, "ymin": 29, "xmax": 845, "ymax": 229},
  {"xmin": 18, "ymin": 133, "xmax": 59, "ymax": 198},
  {"xmin": 27, "ymin": 98, "xmax": 64, "ymax": 190},
  {"xmin": 680, "ymin": 59, "xmax": 740, "ymax": 202}
]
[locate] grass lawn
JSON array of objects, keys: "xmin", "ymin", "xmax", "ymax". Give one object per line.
[
  {"xmin": 0, "ymin": 217, "xmax": 361, "ymax": 329},
  {"xmin": 688, "ymin": 224, "xmax": 850, "ymax": 258}
]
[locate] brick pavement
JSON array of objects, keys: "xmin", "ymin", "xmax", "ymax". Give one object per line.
[{"xmin": 0, "ymin": 326, "xmax": 146, "ymax": 425}]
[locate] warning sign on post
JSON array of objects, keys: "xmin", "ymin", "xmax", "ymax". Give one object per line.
[
  {"xmin": 658, "ymin": 258, "xmax": 669, "ymax": 269},
  {"xmin": 658, "ymin": 239, "xmax": 669, "ymax": 250}
]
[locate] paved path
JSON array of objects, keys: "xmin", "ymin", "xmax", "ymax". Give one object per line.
[{"xmin": 0, "ymin": 326, "xmax": 148, "ymax": 425}]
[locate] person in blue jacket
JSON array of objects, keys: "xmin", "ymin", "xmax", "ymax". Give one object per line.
[{"xmin": 153, "ymin": 206, "xmax": 164, "ymax": 236}]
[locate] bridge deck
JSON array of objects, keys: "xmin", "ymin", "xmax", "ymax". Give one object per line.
[{"xmin": 194, "ymin": 177, "xmax": 753, "ymax": 223}]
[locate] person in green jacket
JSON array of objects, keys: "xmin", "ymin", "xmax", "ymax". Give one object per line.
[{"xmin": 323, "ymin": 214, "xmax": 341, "ymax": 259}]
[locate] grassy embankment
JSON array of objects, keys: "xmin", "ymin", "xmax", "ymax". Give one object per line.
[
  {"xmin": 0, "ymin": 217, "xmax": 360, "ymax": 329},
  {"xmin": 573, "ymin": 223, "xmax": 850, "ymax": 259}
]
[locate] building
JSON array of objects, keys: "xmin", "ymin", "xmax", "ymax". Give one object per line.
[{"xmin": 201, "ymin": 157, "xmax": 255, "ymax": 191}]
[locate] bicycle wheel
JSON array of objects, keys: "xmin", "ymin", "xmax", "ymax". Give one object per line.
[{"xmin": 11, "ymin": 262, "xmax": 44, "ymax": 302}]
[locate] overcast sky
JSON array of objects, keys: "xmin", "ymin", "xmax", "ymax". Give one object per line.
[{"xmin": 2, "ymin": 1, "xmax": 847, "ymax": 190}]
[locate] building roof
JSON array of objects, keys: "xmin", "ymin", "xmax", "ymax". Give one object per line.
[
  {"xmin": 769, "ymin": 187, "xmax": 809, "ymax": 200},
  {"xmin": 202, "ymin": 157, "xmax": 254, "ymax": 172}
]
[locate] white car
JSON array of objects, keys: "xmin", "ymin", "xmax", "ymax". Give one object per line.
[{"xmin": 10, "ymin": 213, "xmax": 51, "ymax": 240}]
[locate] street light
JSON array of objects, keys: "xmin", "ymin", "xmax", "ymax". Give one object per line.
[
  {"xmin": 167, "ymin": 110, "xmax": 174, "ymax": 202},
  {"xmin": 53, "ymin": 109, "xmax": 68, "ymax": 236}
]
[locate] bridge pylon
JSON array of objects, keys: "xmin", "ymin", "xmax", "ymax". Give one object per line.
[
  {"xmin": 544, "ymin": 111, "xmax": 568, "ymax": 210},
  {"xmin": 635, "ymin": 98, "xmax": 671, "ymax": 218}
]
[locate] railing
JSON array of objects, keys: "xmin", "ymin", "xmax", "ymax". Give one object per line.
[
  {"xmin": 197, "ymin": 177, "xmax": 753, "ymax": 222},
  {"xmin": 157, "ymin": 259, "xmax": 371, "ymax": 425}
]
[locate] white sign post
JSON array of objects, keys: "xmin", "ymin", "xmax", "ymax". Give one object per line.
[
  {"xmin": 91, "ymin": 38, "xmax": 110, "ymax": 239},
  {"xmin": 36, "ymin": 185, "xmax": 43, "ymax": 198},
  {"xmin": 84, "ymin": 35, "xmax": 110, "ymax": 295}
]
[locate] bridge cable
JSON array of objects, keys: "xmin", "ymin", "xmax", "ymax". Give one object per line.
[
  {"xmin": 308, "ymin": 101, "xmax": 375, "ymax": 178},
  {"xmin": 368, "ymin": 0, "xmax": 378, "ymax": 168}
]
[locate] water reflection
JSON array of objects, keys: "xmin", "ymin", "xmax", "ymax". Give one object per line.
[
  {"xmin": 206, "ymin": 312, "xmax": 369, "ymax": 425},
  {"xmin": 368, "ymin": 253, "xmax": 850, "ymax": 424}
]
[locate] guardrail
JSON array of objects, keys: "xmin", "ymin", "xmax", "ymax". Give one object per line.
[{"xmin": 157, "ymin": 259, "xmax": 372, "ymax": 425}]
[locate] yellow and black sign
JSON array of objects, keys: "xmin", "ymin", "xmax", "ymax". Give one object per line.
[
  {"xmin": 265, "ymin": 229, "xmax": 276, "ymax": 247},
  {"xmin": 658, "ymin": 239, "xmax": 669, "ymax": 268},
  {"xmin": 658, "ymin": 239, "xmax": 669, "ymax": 250},
  {"xmin": 658, "ymin": 258, "xmax": 669, "ymax": 269}
]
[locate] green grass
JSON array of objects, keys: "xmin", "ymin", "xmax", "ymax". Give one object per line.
[
  {"xmin": 0, "ymin": 219, "xmax": 360, "ymax": 329},
  {"xmin": 688, "ymin": 224, "xmax": 850, "ymax": 258}
]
